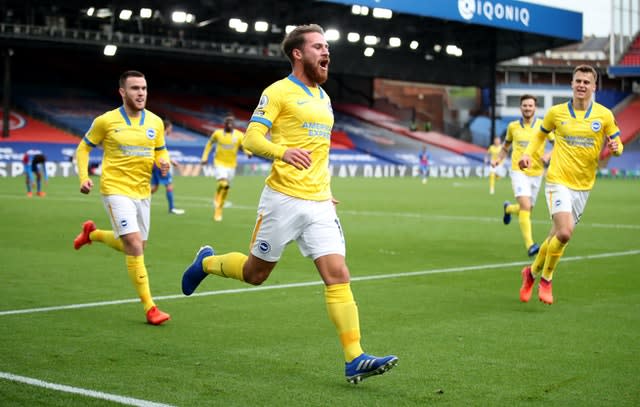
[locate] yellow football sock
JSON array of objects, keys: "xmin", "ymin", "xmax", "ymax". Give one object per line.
[
  {"xmin": 219, "ymin": 187, "xmax": 229, "ymax": 208},
  {"xmin": 214, "ymin": 190, "xmax": 221, "ymax": 208},
  {"xmin": 216, "ymin": 180, "xmax": 229, "ymax": 207},
  {"xmin": 126, "ymin": 255, "xmax": 155, "ymax": 312},
  {"xmin": 203, "ymin": 252, "xmax": 247, "ymax": 281},
  {"xmin": 325, "ymin": 283, "xmax": 364, "ymax": 362},
  {"xmin": 531, "ymin": 237, "xmax": 549, "ymax": 277},
  {"xmin": 90, "ymin": 229, "xmax": 124, "ymax": 252},
  {"xmin": 541, "ymin": 236, "xmax": 568, "ymax": 281},
  {"xmin": 507, "ymin": 204, "xmax": 520, "ymax": 215},
  {"xmin": 489, "ymin": 173, "xmax": 496, "ymax": 191},
  {"xmin": 518, "ymin": 210, "xmax": 534, "ymax": 249}
]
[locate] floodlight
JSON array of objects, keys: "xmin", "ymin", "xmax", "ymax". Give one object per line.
[
  {"xmin": 372, "ymin": 8, "xmax": 392, "ymax": 19},
  {"xmin": 255, "ymin": 21, "xmax": 269, "ymax": 32},
  {"xmin": 364, "ymin": 35, "xmax": 378, "ymax": 45},
  {"xmin": 119, "ymin": 10, "xmax": 132, "ymax": 20},
  {"xmin": 172, "ymin": 11, "xmax": 187, "ymax": 23},
  {"xmin": 103, "ymin": 44, "xmax": 117, "ymax": 56},
  {"xmin": 347, "ymin": 32, "xmax": 360, "ymax": 43},
  {"xmin": 389, "ymin": 37, "xmax": 401, "ymax": 47},
  {"xmin": 325, "ymin": 29, "xmax": 340, "ymax": 41}
]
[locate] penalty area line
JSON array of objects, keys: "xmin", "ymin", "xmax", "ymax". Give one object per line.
[
  {"xmin": 0, "ymin": 371, "xmax": 176, "ymax": 407},
  {"xmin": 1, "ymin": 249, "xmax": 638, "ymax": 317}
]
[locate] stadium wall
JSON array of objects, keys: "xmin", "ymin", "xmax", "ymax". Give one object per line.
[{"xmin": 0, "ymin": 143, "xmax": 506, "ymax": 179}]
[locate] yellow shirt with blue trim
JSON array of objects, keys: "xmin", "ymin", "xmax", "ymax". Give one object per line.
[
  {"xmin": 506, "ymin": 118, "xmax": 554, "ymax": 177},
  {"xmin": 79, "ymin": 106, "xmax": 168, "ymax": 199},
  {"xmin": 249, "ymin": 74, "xmax": 333, "ymax": 201},
  {"xmin": 201, "ymin": 128, "xmax": 245, "ymax": 168},
  {"xmin": 538, "ymin": 101, "xmax": 620, "ymax": 190}
]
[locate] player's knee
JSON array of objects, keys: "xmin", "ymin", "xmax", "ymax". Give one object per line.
[
  {"xmin": 244, "ymin": 270, "xmax": 269, "ymax": 286},
  {"xmin": 556, "ymin": 228, "xmax": 573, "ymax": 243},
  {"xmin": 243, "ymin": 261, "xmax": 273, "ymax": 286}
]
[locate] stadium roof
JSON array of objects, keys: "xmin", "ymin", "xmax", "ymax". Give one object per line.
[{"xmin": 0, "ymin": 0, "xmax": 583, "ymax": 87}]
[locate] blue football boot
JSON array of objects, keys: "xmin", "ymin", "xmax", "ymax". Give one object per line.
[
  {"xmin": 182, "ymin": 245, "xmax": 214, "ymax": 295},
  {"xmin": 345, "ymin": 353, "xmax": 398, "ymax": 384}
]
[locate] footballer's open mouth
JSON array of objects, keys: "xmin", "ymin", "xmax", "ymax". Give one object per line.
[{"xmin": 319, "ymin": 59, "xmax": 330, "ymax": 70}]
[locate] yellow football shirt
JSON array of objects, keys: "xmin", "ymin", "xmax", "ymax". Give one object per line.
[
  {"xmin": 505, "ymin": 118, "xmax": 554, "ymax": 177},
  {"xmin": 537, "ymin": 101, "xmax": 620, "ymax": 190},
  {"xmin": 78, "ymin": 106, "xmax": 168, "ymax": 198},
  {"xmin": 487, "ymin": 144, "xmax": 502, "ymax": 162},
  {"xmin": 201, "ymin": 128, "xmax": 245, "ymax": 168},
  {"xmin": 249, "ymin": 74, "xmax": 333, "ymax": 201}
]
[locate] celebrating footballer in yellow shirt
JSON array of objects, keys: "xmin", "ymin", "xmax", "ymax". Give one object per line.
[
  {"xmin": 181, "ymin": 24, "xmax": 397, "ymax": 384},
  {"xmin": 518, "ymin": 65, "xmax": 623, "ymax": 305},
  {"xmin": 485, "ymin": 136, "xmax": 504, "ymax": 194},
  {"xmin": 73, "ymin": 70, "xmax": 171, "ymax": 325},
  {"xmin": 200, "ymin": 115, "xmax": 249, "ymax": 221},
  {"xmin": 497, "ymin": 94, "xmax": 554, "ymax": 257}
]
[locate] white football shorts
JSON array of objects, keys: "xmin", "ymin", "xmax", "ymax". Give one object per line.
[
  {"xmin": 510, "ymin": 170, "xmax": 543, "ymax": 206},
  {"xmin": 102, "ymin": 195, "xmax": 151, "ymax": 239},
  {"xmin": 215, "ymin": 165, "xmax": 236, "ymax": 182},
  {"xmin": 544, "ymin": 182, "xmax": 590, "ymax": 225},
  {"xmin": 489, "ymin": 164, "xmax": 507, "ymax": 177},
  {"xmin": 250, "ymin": 186, "xmax": 346, "ymax": 262}
]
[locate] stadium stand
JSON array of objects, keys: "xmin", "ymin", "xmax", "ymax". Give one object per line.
[
  {"xmin": 600, "ymin": 94, "xmax": 640, "ymax": 161},
  {"xmin": 0, "ymin": 110, "xmax": 79, "ymax": 143},
  {"xmin": 618, "ymin": 33, "xmax": 640, "ymax": 66},
  {"xmin": 335, "ymin": 103, "xmax": 486, "ymax": 158}
]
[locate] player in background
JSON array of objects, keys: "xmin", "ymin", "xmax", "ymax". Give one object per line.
[
  {"xmin": 419, "ymin": 145, "xmax": 431, "ymax": 184},
  {"xmin": 23, "ymin": 151, "xmax": 48, "ymax": 197},
  {"xmin": 518, "ymin": 65, "xmax": 623, "ymax": 305},
  {"xmin": 151, "ymin": 119, "xmax": 185, "ymax": 215},
  {"xmin": 485, "ymin": 136, "xmax": 503, "ymax": 194},
  {"xmin": 495, "ymin": 95, "xmax": 554, "ymax": 257},
  {"xmin": 73, "ymin": 70, "xmax": 171, "ymax": 325},
  {"xmin": 200, "ymin": 115, "xmax": 250, "ymax": 221},
  {"xmin": 181, "ymin": 24, "xmax": 397, "ymax": 384}
]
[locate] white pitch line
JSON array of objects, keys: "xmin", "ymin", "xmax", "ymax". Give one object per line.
[
  {"xmin": 0, "ymin": 372, "xmax": 176, "ymax": 407},
  {"xmin": 1, "ymin": 249, "xmax": 638, "ymax": 317}
]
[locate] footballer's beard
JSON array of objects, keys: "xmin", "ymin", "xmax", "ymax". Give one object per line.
[
  {"xmin": 124, "ymin": 95, "xmax": 145, "ymax": 112},
  {"xmin": 303, "ymin": 59, "xmax": 328, "ymax": 85},
  {"xmin": 522, "ymin": 112, "xmax": 535, "ymax": 121}
]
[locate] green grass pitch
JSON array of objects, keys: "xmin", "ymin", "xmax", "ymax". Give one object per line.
[{"xmin": 0, "ymin": 174, "xmax": 638, "ymax": 406}]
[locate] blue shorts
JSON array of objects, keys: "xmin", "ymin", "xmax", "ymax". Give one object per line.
[{"xmin": 151, "ymin": 167, "xmax": 172, "ymax": 186}]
